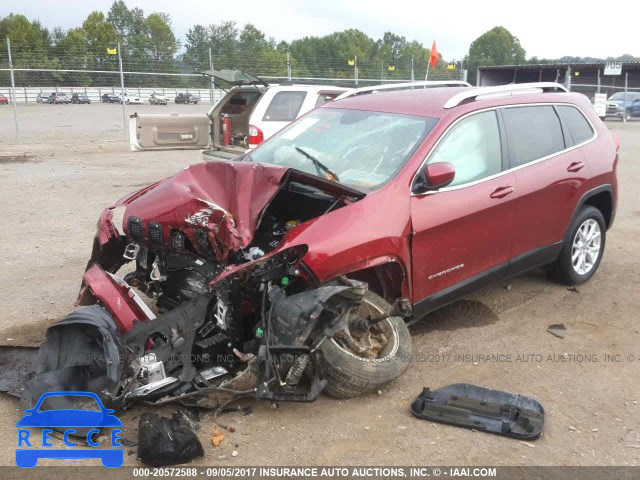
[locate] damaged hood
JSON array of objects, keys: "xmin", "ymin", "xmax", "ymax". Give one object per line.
[{"xmin": 118, "ymin": 162, "xmax": 287, "ymax": 259}]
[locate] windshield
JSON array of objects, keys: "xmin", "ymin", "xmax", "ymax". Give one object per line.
[{"xmin": 248, "ymin": 108, "xmax": 437, "ymax": 192}]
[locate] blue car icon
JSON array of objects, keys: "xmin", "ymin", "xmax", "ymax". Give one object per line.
[{"xmin": 16, "ymin": 391, "xmax": 124, "ymax": 468}]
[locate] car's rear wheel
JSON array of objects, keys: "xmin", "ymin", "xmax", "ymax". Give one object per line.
[
  {"xmin": 547, "ymin": 206, "xmax": 606, "ymax": 285},
  {"xmin": 321, "ymin": 290, "xmax": 412, "ymax": 398}
]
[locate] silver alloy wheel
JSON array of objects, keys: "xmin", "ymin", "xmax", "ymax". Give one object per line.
[{"xmin": 571, "ymin": 219, "xmax": 602, "ymax": 275}]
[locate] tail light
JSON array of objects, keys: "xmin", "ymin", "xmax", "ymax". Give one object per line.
[{"xmin": 248, "ymin": 125, "xmax": 264, "ymax": 146}]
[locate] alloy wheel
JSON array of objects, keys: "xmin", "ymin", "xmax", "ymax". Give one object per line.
[{"xmin": 571, "ymin": 219, "xmax": 602, "ymax": 275}]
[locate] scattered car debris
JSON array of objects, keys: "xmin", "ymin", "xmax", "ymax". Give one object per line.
[
  {"xmin": 0, "ymin": 346, "xmax": 38, "ymax": 397},
  {"xmin": 410, "ymin": 384, "xmax": 545, "ymax": 440},
  {"xmin": 121, "ymin": 437, "xmax": 138, "ymax": 448},
  {"xmin": 547, "ymin": 323, "xmax": 567, "ymax": 339},
  {"xmin": 567, "ymin": 287, "xmax": 580, "ymax": 293},
  {"xmin": 211, "ymin": 425, "xmax": 225, "ymax": 446},
  {"xmin": 137, "ymin": 412, "xmax": 204, "ymax": 466}
]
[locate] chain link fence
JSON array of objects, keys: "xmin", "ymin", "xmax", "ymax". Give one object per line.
[{"xmin": 0, "ymin": 40, "xmax": 466, "ymax": 145}]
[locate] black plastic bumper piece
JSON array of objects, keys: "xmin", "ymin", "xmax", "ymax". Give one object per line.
[{"xmin": 410, "ymin": 383, "xmax": 545, "ymax": 440}]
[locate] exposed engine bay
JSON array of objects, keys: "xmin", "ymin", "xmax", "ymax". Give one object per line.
[{"xmin": 24, "ymin": 161, "xmax": 411, "ymax": 412}]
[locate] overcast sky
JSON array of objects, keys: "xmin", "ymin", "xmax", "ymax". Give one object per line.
[{"xmin": 2, "ymin": 0, "xmax": 635, "ymax": 60}]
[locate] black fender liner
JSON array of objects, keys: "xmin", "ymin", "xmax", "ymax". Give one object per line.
[{"xmin": 566, "ymin": 184, "xmax": 615, "ymax": 236}]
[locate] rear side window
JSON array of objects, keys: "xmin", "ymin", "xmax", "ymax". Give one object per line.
[
  {"xmin": 221, "ymin": 91, "xmax": 261, "ymax": 115},
  {"xmin": 428, "ymin": 110, "xmax": 502, "ymax": 187},
  {"xmin": 315, "ymin": 92, "xmax": 342, "ymax": 108},
  {"xmin": 557, "ymin": 105, "xmax": 594, "ymax": 145},
  {"xmin": 502, "ymin": 106, "xmax": 565, "ymax": 167},
  {"xmin": 263, "ymin": 91, "xmax": 307, "ymax": 121}
]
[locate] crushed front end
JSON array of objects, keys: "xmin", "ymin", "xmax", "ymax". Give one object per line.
[{"xmin": 26, "ymin": 161, "xmax": 406, "ymax": 410}]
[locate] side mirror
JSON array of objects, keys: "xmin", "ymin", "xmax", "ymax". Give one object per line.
[
  {"xmin": 413, "ymin": 162, "xmax": 455, "ymax": 194},
  {"xmin": 427, "ymin": 162, "xmax": 455, "ymax": 188}
]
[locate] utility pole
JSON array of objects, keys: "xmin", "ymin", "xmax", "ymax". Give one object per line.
[
  {"xmin": 209, "ymin": 47, "xmax": 215, "ymax": 104},
  {"xmin": 381, "ymin": 60, "xmax": 384, "ymax": 83},
  {"xmin": 354, "ymin": 55, "xmax": 358, "ymax": 86},
  {"xmin": 286, "ymin": 51, "xmax": 292, "ymax": 81},
  {"xmin": 411, "ymin": 55, "xmax": 415, "ymax": 83},
  {"xmin": 117, "ymin": 41, "xmax": 127, "ymax": 140},
  {"xmin": 624, "ymin": 72, "xmax": 629, "ymax": 123},
  {"xmin": 6, "ymin": 37, "xmax": 20, "ymax": 144}
]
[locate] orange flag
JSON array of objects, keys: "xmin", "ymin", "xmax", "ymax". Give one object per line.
[{"xmin": 429, "ymin": 41, "xmax": 438, "ymax": 68}]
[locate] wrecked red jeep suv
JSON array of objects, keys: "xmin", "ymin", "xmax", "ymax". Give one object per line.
[{"xmin": 25, "ymin": 83, "xmax": 618, "ymax": 410}]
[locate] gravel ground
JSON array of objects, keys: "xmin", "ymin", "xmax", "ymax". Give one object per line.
[{"xmin": 0, "ymin": 104, "xmax": 638, "ymax": 467}]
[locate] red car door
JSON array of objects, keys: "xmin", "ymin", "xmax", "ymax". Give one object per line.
[
  {"xmin": 410, "ymin": 109, "xmax": 517, "ymax": 315},
  {"xmin": 502, "ymin": 104, "xmax": 593, "ymax": 271}
]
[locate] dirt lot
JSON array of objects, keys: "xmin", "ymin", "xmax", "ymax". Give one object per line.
[{"xmin": 0, "ymin": 104, "xmax": 639, "ymax": 467}]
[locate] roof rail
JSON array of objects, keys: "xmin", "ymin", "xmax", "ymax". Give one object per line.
[
  {"xmin": 335, "ymin": 80, "xmax": 471, "ymax": 100},
  {"xmin": 443, "ymin": 82, "xmax": 568, "ymax": 109}
]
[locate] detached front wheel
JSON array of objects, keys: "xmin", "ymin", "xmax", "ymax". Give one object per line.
[{"xmin": 321, "ymin": 290, "xmax": 412, "ymax": 398}]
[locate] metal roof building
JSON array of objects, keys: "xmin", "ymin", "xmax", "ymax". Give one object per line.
[{"xmin": 477, "ymin": 61, "xmax": 640, "ymax": 97}]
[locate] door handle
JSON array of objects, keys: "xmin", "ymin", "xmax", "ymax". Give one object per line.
[
  {"xmin": 567, "ymin": 161, "xmax": 585, "ymax": 172},
  {"xmin": 490, "ymin": 186, "xmax": 515, "ymax": 199}
]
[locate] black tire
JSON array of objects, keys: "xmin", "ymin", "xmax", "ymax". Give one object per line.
[
  {"xmin": 624, "ymin": 110, "xmax": 632, "ymax": 122},
  {"xmin": 547, "ymin": 205, "xmax": 606, "ymax": 285},
  {"xmin": 321, "ymin": 290, "xmax": 412, "ymax": 398}
]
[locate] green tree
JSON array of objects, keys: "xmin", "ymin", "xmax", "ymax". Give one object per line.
[
  {"xmin": 238, "ymin": 24, "xmax": 270, "ymax": 52},
  {"xmin": 466, "ymin": 26, "xmax": 526, "ymax": 84},
  {"xmin": 107, "ymin": 1, "xmax": 148, "ymax": 68},
  {"xmin": 81, "ymin": 10, "xmax": 117, "ymax": 79},
  {"xmin": 183, "ymin": 24, "xmax": 209, "ymax": 69},
  {"xmin": 0, "ymin": 14, "xmax": 56, "ymax": 84},
  {"xmin": 0, "ymin": 14, "xmax": 51, "ymax": 67},
  {"xmin": 209, "ymin": 20, "xmax": 240, "ymax": 66},
  {"xmin": 146, "ymin": 13, "xmax": 178, "ymax": 67}
]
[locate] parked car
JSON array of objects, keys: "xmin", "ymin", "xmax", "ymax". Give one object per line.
[
  {"xmin": 605, "ymin": 91, "xmax": 640, "ymax": 121},
  {"xmin": 174, "ymin": 92, "xmax": 199, "ymax": 104},
  {"xmin": 0, "ymin": 94, "xmax": 8, "ymax": 104},
  {"xmin": 49, "ymin": 92, "xmax": 70, "ymax": 104},
  {"xmin": 118, "ymin": 93, "xmax": 143, "ymax": 105},
  {"xmin": 71, "ymin": 93, "xmax": 91, "ymax": 104},
  {"xmin": 36, "ymin": 93, "xmax": 49, "ymax": 103},
  {"xmin": 46, "ymin": 82, "xmax": 617, "ymax": 410},
  {"xmin": 102, "ymin": 93, "xmax": 120, "ymax": 103},
  {"xmin": 149, "ymin": 93, "xmax": 167, "ymax": 105}
]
